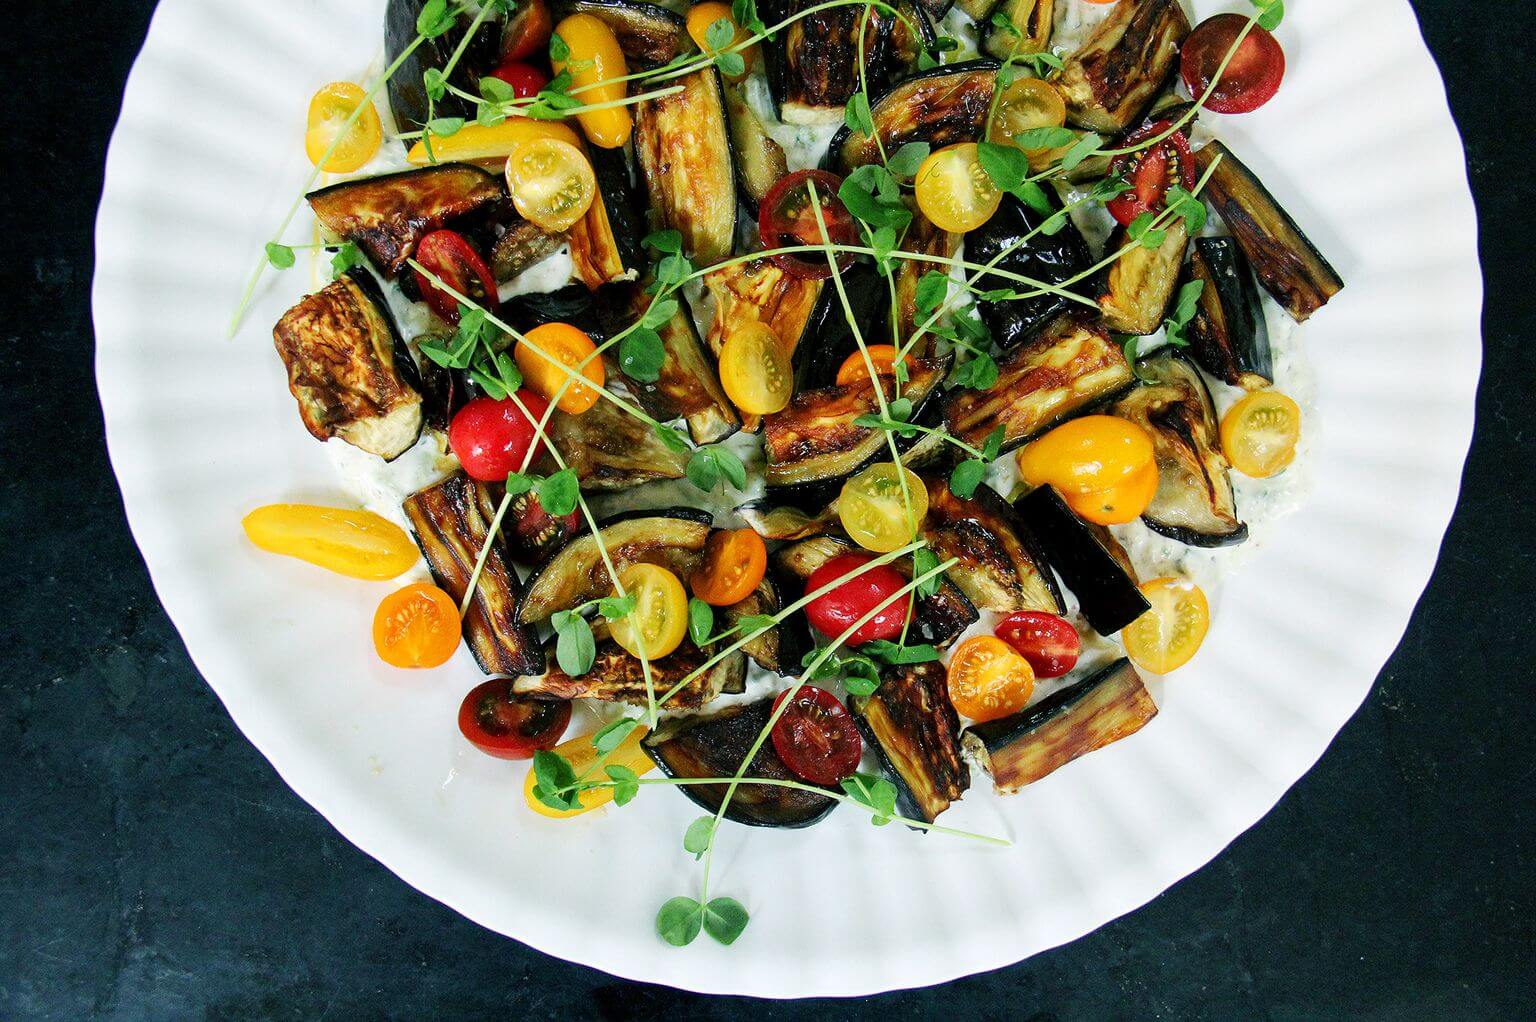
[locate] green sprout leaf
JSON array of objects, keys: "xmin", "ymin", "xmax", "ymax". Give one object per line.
[
  {"xmin": 841, "ymin": 773, "xmax": 898, "ymax": 826},
  {"xmin": 656, "ymin": 896, "xmax": 704, "ymax": 947},
  {"xmin": 531, "ymin": 750, "xmax": 581, "ymax": 811},
  {"xmin": 265, "ymin": 243, "xmax": 295, "ymax": 270},
  {"xmin": 910, "ymin": 547, "xmax": 942, "ymax": 598},
  {"xmin": 688, "ymin": 598, "xmax": 714, "ymax": 647},
  {"xmin": 619, "ymin": 326, "xmax": 666, "ymax": 382},
  {"xmin": 703, "ymin": 897, "xmax": 750, "ymax": 945},
  {"xmin": 592, "ymin": 717, "xmax": 641, "ymax": 754},
  {"xmin": 683, "ymin": 815, "xmax": 716, "ymax": 859},
  {"xmin": 536, "ymin": 469, "xmax": 579, "ymax": 517},
  {"xmin": 949, "ymin": 458, "xmax": 987, "ymax": 499},
  {"xmin": 605, "ymin": 764, "xmax": 640, "ymax": 806},
  {"xmin": 598, "ymin": 592, "xmax": 637, "ymax": 622},
  {"xmin": 551, "ymin": 610, "xmax": 596, "ymax": 676},
  {"xmin": 329, "ymin": 242, "xmax": 363, "ymax": 277}
]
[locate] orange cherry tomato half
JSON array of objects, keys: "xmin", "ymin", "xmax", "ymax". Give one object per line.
[
  {"xmin": 946, "ymin": 636, "xmax": 1036, "ymax": 723},
  {"xmin": 305, "ymin": 81, "xmax": 382, "ymax": 173},
  {"xmin": 516, "ymin": 322, "xmax": 605, "ymax": 414},
  {"xmin": 835, "ymin": 344, "xmax": 902, "ymax": 387},
  {"xmin": 1062, "ymin": 461, "xmax": 1160, "ymax": 526},
  {"xmin": 691, "ymin": 529, "xmax": 769, "ymax": 607},
  {"xmin": 1016, "ymin": 415, "xmax": 1157, "ymax": 495},
  {"xmin": 1221, "ymin": 390, "xmax": 1301, "ymax": 478},
  {"xmin": 413, "ymin": 229, "xmax": 500, "ymax": 324},
  {"xmin": 719, "ymin": 321, "xmax": 793, "ymax": 415},
  {"xmin": 373, "ymin": 582, "xmax": 461, "ymax": 669},
  {"xmin": 242, "ymin": 504, "xmax": 419, "ymax": 580},
  {"xmin": 458, "ymin": 678, "xmax": 571, "ymax": 760},
  {"xmin": 915, "ymin": 142, "xmax": 1002, "ymax": 234},
  {"xmin": 685, "ymin": 2, "xmax": 757, "ymax": 82},
  {"xmin": 1121, "ymin": 577, "xmax": 1210, "ymax": 674}
]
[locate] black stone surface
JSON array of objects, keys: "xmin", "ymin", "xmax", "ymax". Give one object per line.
[{"xmin": 1, "ymin": 2, "xmax": 1532, "ymax": 1019}]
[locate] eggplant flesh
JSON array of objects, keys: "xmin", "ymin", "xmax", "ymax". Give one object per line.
[
  {"xmin": 402, "ymin": 473, "xmax": 545, "ymax": 677},
  {"xmin": 719, "ymin": 576, "xmax": 792, "ymax": 674},
  {"xmin": 724, "ymin": 81, "xmax": 790, "ymax": 213},
  {"xmin": 851, "ymin": 662, "xmax": 969, "ymax": 825},
  {"xmin": 1013, "ymin": 485, "xmax": 1149, "ymax": 635},
  {"xmin": 770, "ymin": 0, "xmax": 930, "ymax": 125},
  {"xmin": 633, "ymin": 67, "xmax": 736, "ymax": 267},
  {"xmin": 515, "ymin": 639, "xmax": 745, "ymax": 708},
  {"xmin": 1112, "ymin": 353, "xmax": 1247, "ymax": 547},
  {"xmin": 645, "ymin": 700, "xmax": 838, "ymax": 828},
  {"xmin": 966, "ymin": 191, "xmax": 1094, "ymax": 352},
  {"xmin": 542, "ymin": 392, "xmax": 692, "ymax": 490},
  {"xmin": 491, "ymin": 216, "xmax": 565, "ymax": 284},
  {"xmin": 568, "ymin": 144, "xmax": 646, "ymax": 290},
  {"xmin": 385, "ymin": 0, "xmax": 502, "ymax": 128},
  {"xmin": 1185, "ymin": 236, "xmax": 1273, "ymax": 390},
  {"xmin": 831, "ymin": 62, "xmax": 998, "ymax": 171},
  {"xmin": 553, "ymin": 0, "xmax": 686, "ymax": 66},
  {"xmin": 1056, "ymin": 0, "xmax": 1190, "ymax": 133},
  {"xmin": 963, "ymin": 658, "xmax": 1157, "ymax": 793},
  {"xmin": 920, "ymin": 478, "xmax": 1064, "ymax": 614},
  {"xmin": 1097, "ymin": 219, "xmax": 1190, "ymax": 335},
  {"xmin": 272, "ymin": 271, "xmax": 423, "ymax": 460},
  {"xmin": 982, "ymin": 0, "xmax": 1054, "ymax": 61},
  {"xmin": 893, "ymin": 214, "xmax": 961, "ymax": 356},
  {"xmin": 1196, "ymin": 142, "xmax": 1344, "ymax": 322}
]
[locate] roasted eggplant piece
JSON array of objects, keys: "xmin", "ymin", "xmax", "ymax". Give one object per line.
[
  {"xmin": 769, "ymin": 0, "xmax": 932, "ymax": 125},
  {"xmin": 1055, "ymin": 0, "xmax": 1190, "ymax": 133},
  {"xmin": 893, "ymin": 213, "xmax": 960, "ymax": 356},
  {"xmin": 921, "ymin": 478, "xmax": 1064, "ymax": 614},
  {"xmin": 515, "ymin": 638, "xmax": 745, "ymax": 708},
  {"xmin": 1013, "ymin": 485, "xmax": 1149, "ymax": 635},
  {"xmin": 553, "ymin": 0, "xmax": 686, "ymax": 66},
  {"xmin": 963, "ymin": 658, "xmax": 1157, "ymax": 792},
  {"xmin": 503, "ymin": 284, "xmax": 609, "ymax": 340},
  {"xmin": 724, "ymin": 81, "xmax": 790, "ymax": 213},
  {"xmin": 633, "ymin": 67, "xmax": 736, "ymax": 267},
  {"xmin": 967, "ymin": 191, "xmax": 1094, "ymax": 351},
  {"xmin": 981, "ymin": 0, "xmax": 1053, "ymax": 61},
  {"xmin": 737, "ymin": 501, "xmax": 837, "ymax": 542},
  {"xmin": 718, "ymin": 575, "xmax": 793, "ymax": 674},
  {"xmin": 645, "ymin": 700, "xmax": 838, "ymax": 827},
  {"xmin": 1184, "ymin": 236, "xmax": 1272, "ymax": 390},
  {"xmin": 307, "ymin": 165, "xmax": 506, "ymax": 278},
  {"xmin": 543, "ymin": 393, "xmax": 692, "ymax": 490},
  {"xmin": 386, "ymin": 0, "xmax": 502, "ymax": 127},
  {"xmin": 791, "ymin": 261, "xmax": 887, "ymax": 389},
  {"xmin": 942, "ymin": 315, "xmax": 1135, "ymax": 453},
  {"xmin": 568, "ymin": 145, "xmax": 646, "ymax": 289},
  {"xmin": 403, "ymin": 473, "xmax": 544, "ymax": 677},
  {"xmin": 1112, "ymin": 352, "xmax": 1247, "ymax": 547},
  {"xmin": 850, "ymin": 662, "xmax": 969, "ymax": 825},
  {"xmin": 272, "ymin": 271, "xmax": 424, "ymax": 460},
  {"xmin": 704, "ymin": 257, "xmax": 824, "ymax": 428},
  {"xmin": 1195, "ymin": 141, "xmax": 1345, "ymax": 322},
  {"xmin": 1097, "ymin": 219, "xmax": 1190, "ymax": 335},
  {"xmin": 490, "ymin": 216, "xmax": 565, "ymax": 283},
  {"xmin": 831, "ymin": 61, "xmax": 998, "ymax": 171}
]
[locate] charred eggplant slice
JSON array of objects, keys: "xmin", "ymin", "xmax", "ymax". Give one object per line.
[
  {"xmin": 1097, "ymin": 219, "xmax": 1190, "ymax": 335},
  {"xmin": 491, "ymin": 216, "xmax": 565, "ymax": 283},
  {"xmin": 719, "ymin": 575, "xmax": 793, "ymax": 674},
  {"xmin": 792, "ymin": 261, "xmax": 887, "ymax": 389},
  {"xmin": 543, "ymin": 393, "xmax": 691, "ymax": 490},
  {"xmin": 386, "ymin": 0, "xmax": 502, "ymax": 128},
  {"xmin": 1056, "ymin": 0, "xmax": 1190, "ymax": 133},
  {"xmin": 724, "ymin": 81, "xmax": 790, "ymax": 213},
  {"xmin": 1184, "ymin": 236, "xmax": 1272, "ymax": 390},
  {"xmin": 831, "ymin": 61, "xmax": 998, "ymax": 171},
  {"xmin": 272, "ymin": 271, "xmax": 423, "ymax": 460},
  {"xmin": 568, "ymin": 145, "xmax": 646, "ymax": 289},
  {"xmin": 967, "ymin": 191, "xmax": 1094, "ymax": 351},
  {"xmin": 850, "ymin": 662, "xmax": 969, "ymax": 825},
  {"xmin": 515, "ymin": 638, "xmax": 745, "ymax": 708},
  {"xmin": 1013, "ymin": 485, "xmax": 1149, "ymax": 635},
  {"xmin": 633, "ymin": 67, "xmax": 736, "ymax": 267},
  {"xmin": 645, "ymin": 700, "xmax": 838, "ymax": 828},
  {"xmin": 736, "ymin": 502, "xmax": 837, "ymax": 541},
  {"xmin": 1112, "ymin": 353, "xmax": 1247, "ymax": 547},
  {"xmin": 307, "ymin": 165, "xmax": 505, "ymax": 277},
  {"xmin": 921, "ymin": 478, "xmax": 1064, "ymax": 614},
  {"xmin": 963, "ymin": 657, "xmax": 1157, "ymax": 793},
  {"xmin": 982, "ymin": 0, "xmax": 1054, "ymax": 61},
  {"xmin": 770, "ymin": 0, "xmax": 932, "ymax": 125},
  {"xmin": 553, "ymin": 0, "xmax": 686, "ymax": 66},
  {"xmin": 893, "ymin": 213, "xmax": 961, "ymax": 355},
  {"xmin": 1195, "ymin": 141, "xmax": 1344, "ymax": 322},
  {"xmin": 403, "ymin": 473, "xmax": 544, "ymax": 677}
]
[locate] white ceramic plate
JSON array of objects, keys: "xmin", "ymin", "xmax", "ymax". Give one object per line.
[{"xmin": 94, "ymin": 0, "xmax": 1481, "ymax": 997}]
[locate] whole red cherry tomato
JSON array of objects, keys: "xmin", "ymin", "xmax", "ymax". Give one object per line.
[
  {"xmin": 448, "ymin": 389, "xmax": 550, "ymax": 481},
  {"xmin": 458, "ymin": 678, "xmax": 571, "ymax": 759},
  {"xmin": 489, "ymin": 61, "xmax": 549, "ymax": 99},
  {"xmin": 804, "ymin": 552, "xmax": 911, "ymax": 645},
  {"xmin": 771, "ymin": 686, "xmax": 862, "ymax": 785},
  {"xmin": 994, "ymin": 611, "xmax": 1081, "ymax": 679}
]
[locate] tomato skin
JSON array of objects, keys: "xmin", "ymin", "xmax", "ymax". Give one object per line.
[
  {"xmin": 501, "ymin": 0, "xmax": 553, "ymax": 61},
  {"xmin": 758, "ymin": 170, "xmax": 857, "ymax": 280},
  {"xmin": 691, "ymin": 529, "xmax": 768, "ymax": 607},
  {"xmin": 459, "ymin": 679, "xmax": 572, "ymax": 759},
  {"xmin": 995, "ymin": 612, "xmax": 1081, "ymax": 679},
  {"xmin": 1182, "ymin": 14, "xmax": 1286, "ymax": 115},
  {"xmin": 448, "ymin": 390, "xmax": 550, "ymax": 482},
  {"xmin": 554, "ymin": 14, "xmax": 632, "ymax": 148},
  {"xmin": 305, "ymin": 81, "xmax": 382, "ymax": 173},
  {"xmin": 771, "ymin": 686, "xmax": 863, "ymax": 785},
  {"xmin": 489, "ymin": 61, "xmax": 549, "ymax": 99},
  {"xmin": 835, "ymin": 344, "xmax": 901, "ymax": 387},
  {"xmin": 1106, "ymin": 122, "xmax": 1197, "ymax": 227},
  {"xmin": 1062, "ymin": 461, "xmax": 1160, "ymax": 526},
  {"xmin": 946, "ymin": 635, "xmax": 1036, "ymax": 723},
  {"xmin": 804, "ymin": 553, "xmax": 911, "ymax": 645},
  {"xmin": 1017, "ymin": 415, "xmax": 1157, "ymax": 495},
  {"xmin": 412, "ymin": 230, "xmax": 500, "ymax": 324},
  {"xmin": 406, "ymin": 119, "xmax": 583, "ymax": 167},
  {"xmin": 242, "ymin": 504, "xmax": 418, "ymax": 580},
  {"xmin": 373, "ymin": 582, "xmax": 461, "ymax": 669}
]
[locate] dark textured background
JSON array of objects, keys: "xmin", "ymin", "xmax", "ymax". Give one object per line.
[{"xmin": 2, "ymin": 2, "xmax": 1532, "ymax": 1019}]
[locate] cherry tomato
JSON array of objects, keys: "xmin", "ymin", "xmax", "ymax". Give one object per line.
[
  {"xmin": 771, "ymin": 686, "xmax": 862, "ymax": 785},
  {"xmin": 524, "ymin": 722, "xmax": 655, "ymax": 818},
  {"xmin": 242, "ymin": 504, "xmax": 418, "ymax": 580},
  {"xmin": 1122, "ymin": 577, "xmax": 1210, "ymax": 674},
  {"xmin": 305, "ymin": 81, "xmax": 382, "ymax": 173},
  {"xmin": 1221, "ymin": 390, "xmax": 1301, "ymax": 478},
  {"xmin": 1182, "ymin": 14, "xmax": 1286, "ymax": 115},
  {"xmin": 1062, "ymin": 461, "xmax": 1159, "ymax": 525},
  {"xmin": 501, "ymin": 0, "xmax": 553, "ymax": 62},
  {"xmin": 489, "ymin": 61, "xmax": 549, "ymax": 100},
  {"xmin": 995, "ymin": 611, "xmax": 1081, "ymax": 679},
  {"xmin": 505, "ymin": 137, "xmax": 597, "ymax": 233},
  {"xmin": 412, "ymin": 230, "xmax": 500, "ymax": 324},
  {"xmin": 915, "ymin": 142, "xmax": 1002, "ymax": 234},
  {"xmin": 516, "ymin": 322, "xmax": 605, "ymax": 414},
  {"xmin": 1106, "ymin": 121, "xmax": 1197, "ymax": 227},
  {"xmin": 458, "ymin": 679, "xmax": 571, "ymax": 759},
  {"xmin": 448, "ymin": 390, "xmax": 550, "ymax": 482},
  {"xmin": 691, "ymin": 529, "xmax": 768, "ymax": 607},
  {"xmin": 989, "ymin": 78, "xmax": 1067, "ymax": 154},
  {"xmin": 839, "ymin": 463, "xmax": 928, "ymax": 554},
  {"xmin": 609, "ymin": 563, "xmax": 688, "ymax": 660},
  {"xmin": 686, "ymin": 2, "xmax": 757, "ymax": 82},
  {"xmin": 946, "ymin": 636, "xmax": 1035, "ymax": 723},
  {"xmin": 373, "ymin": 582, "xmax": 461, "ymax": 669},
  {"xmin": 718, "ymin": 321, "xmax": 793, "ymax": 415},
  {"xmin": 406, "ymin": 119, "xmax": 583, "ymax": 167},
  {"xmin": 554, "ymin": 14, "xmax": 632, "ymax": 148},
  {"xmin": 1016, "ymin": 415, "xmax": 1157, "ymax": 494},
  {"xmin": 835, "ymin": 344, "xmax": 902, "ymax": 387},
  {"xmin": 757, "ymin": 170, "xmax": 857, "ymax": 280},
  {"xmin": 504, "ymin": 489, "xmax": 581, "ymax": 565},
  {"xmin": 804, "ymin": 552, "xmax": 911, "ymax": 645}
]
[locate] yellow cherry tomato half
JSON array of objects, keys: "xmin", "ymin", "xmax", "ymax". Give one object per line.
[
  {"xmin": 517, "ymin": 322, "xmax": 605, "ymax": 414},
  {"xmin": 1221, "ymin": 390, "xmax": 1302, "ymax": 478},
  {"xmin": 915, "ymin": 142, "xmax": 1003, "ymax": 234},
  {"xmin": 990, "ymin": 78, "xmax": 1067, "ymax": 152},
  {"xmin": 242, "ymin": 504, "xmax": 418, "ymax": 580},
  {"xmin": 554, "ymin": 13, "xmax": 633, "ymax": 149},
  {"xmin": 505, "ymin": 137, "xmax": 597, "ymax": 233},
  {"xmin": 947, "ymin": 636, "xmax": 1036, "ymax": 723},
  {"xmin": 1062, "ymin": 461, "xmax": 1160, "ymax": 525},
  {"xmin": 305, "ymin": 82, "xmax": 382, "ymax": 173},
  {"xmin": 719, "ymin": 321, "xmax": 793, "ymax": 415},
  {"xmin": 839, "ymin": 462, "xmax": 929, "ymax": 554},
  {"xmin": 691, "ymin": 529, "xmax": 769, "ymax": 607},
  {"xmin": 608, "ymin": 563, "xmax": 689, "ymax": 660},
  {"xmin": 686, "ymin": 1, "xmax": 758, "ymax": 81},
  {"xmin": 406, "ymin": 118, "xmax": 582, "ymax": 167},
  {"xmin": 1016, "ymin": 415, "xmax": 1157, "ymax": 495},
  {"xmin": 372, "ymin": 582, "xmax": 461, "ymax": 669},
  {"xmin": 523, "ymin": 722, "xmax": 655, "ymax": 818},
  {"xmin": 1121, "ymin": 576, "xmax": 1210, "ymax": 675}
]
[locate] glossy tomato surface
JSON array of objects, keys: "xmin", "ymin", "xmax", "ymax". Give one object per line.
[
  {"xmin": 804, "ymin": 552, "xmax": 911, "ymax": 645},
  {"xmin": 500, "ymin": 0, "xmax": 553, "ymax": 61},
  {"xmin": 994, "ymin": 611, "xmax": 1081, "ymax": 679},
  {"xmin": 1106, "ymin": 122, "xmax": 1197, "ymax": 227},
  {"xmin": 412, "ymin": 230, "xmax": 500, "ymax": 323},
  {"xmin": 458, "ymin": 679, "xmax": 571, "ymax": 759},
  {"xmin": 1181, "ymin": 14, "xmax": 1286, "ymax": 114},
  {"xmin": 489, "ymin": 61, "xmax": 549, "ymax": 99},
  {"xmin": 758, "ymin": 170, "xmax": 857, "ymax": 279},
  {"xmin": 771, "ymin": 686, "xmax": 862, "ymax": 785},
  {"xmin": 448, "ymin": 390, "xmax": 549, "ymax": 482}
]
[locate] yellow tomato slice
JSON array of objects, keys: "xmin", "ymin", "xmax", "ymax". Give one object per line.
[
  {"xmin": 719, "ymin": 321, "xmax": 793, "ymax": 415},
  {"xmin": 554, "ymin": 14, "xmax": 633, "ymax": 149},
  {"xmin": 1122, "ymin": 577, "xmax": 1210, "ymax": 674},
  {"xmin": 372, "ymin": 583, "xmax": 461, "ymax": 669},
  {"xmin": 405, "ymin": 119, "xmax": 582, "ymax": 166},
  {"xmin": 524, "ymin": 722, "xmax": 656, "ymax": 818},
  {"xmin": 990, "ymin": 78, "xmax": 1067, "ymax": 153},
  {"xmin": 915, "ymin": 142, "xmax": 1002, "ymax": 233},
  {"xmin": 242, "ymin": 504, "xmax": 418, "ymax": 580},
  {"xmin": 305, "ymin": 82, "xmax": 382, "ymax": 173},
  {"xmin": 516, "ymin": 321, "xmax": 605, "ymax": 414},
  {"xmin": 1016, "ymin": 415, "xmax": 1157, "ymax": 494},
  {"xmin": 947, "ymin": 636, "xmax": 1036, "ymax": 722},
  {"xmin": 505, "ymin": 137, "xmax": 597, "ymax": 232},
  {"xmin": 839, "ymin": 463, "xmax": 928, "ymax": 553},
  {"xmin": 608, "ymin": 563, "xmax": 688, "ymax": 660},
  {"xmin": 1221, "ymin": 390, "xmax": 1302, "ymax": 478}
]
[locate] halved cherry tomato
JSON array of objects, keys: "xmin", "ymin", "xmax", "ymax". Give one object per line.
[
  {"xmin": 1017, "ymin": 415, "xmax": 1157, "ymax": 494},
  {"xmin": 406, "ymin": 119, "xmax": 583, "ymax": 167},
  {"xmin": 1061, "ymin": 461, "xmax": 1160, "ymax": 525},
  {"xmin": 839, "ymin": 463, "xmax": 928, "ymax": 554},
  {"xmin": 505, "ymin": 137, "xmax": 597, "ymax": 232},
  {"xmin": 771, "ymin": 686, "xmax": 862, "ymax": 785},
  {"xmin": 554, "ymin": 13, "xmax": 633, "ymax": 148},
  {"xmin": 524, "ymin": 722, "xmax": 655, "ymax": 818},
  {"xmin": 489, "ymin": 60, "xmax": 549, "ymax": 99},
  {"xmin": 719, "ymin": 321, "xmax": 793, "ymax": 415},
  {"xmin": 242, "ymin": 504, "xmax": 418, "ymax": 580},
  {"xmin": 1221, "ymin": 390, "xmax": 1301, "ymax": 478},
  {"xmin": 516, "ymin": 322, "xmax": 604, "ymax": 414},
  {"xmin": 1182, "ymin": 14, "xmax": 1286, "ymax": 115},
  {"xmin": 501, "ymin": 0, "xmax": 553, "ymax": 62},
  {"xmin": 691, "ymin": 529, "xmax": 768, "ymax": 607},
  {"xmin": 686, "ymin": 2, "xmax": 757, "ymax": 82},
  {"xmin": 1122, "ymin": 577, "xmax": 1210, "ymax": 674},
  {"xmin": 835, "ymin": 344, "xmax": 902, "ymax": 387},
  {"xmin": 994, "ymin": 611, "xmax": 1081, "ymax": 679},
  {"xmin": 458, "ymin": 678, "xmax": 571, "ymax": 759},
  {"xmin": 609, "ymin": 563, "xmax": 688, "ymax": 659},
  {"xmin": 448, "ymin": 390, "xmax": 550, "ymax": 481},
  {"xmin": 305, "ymin": 82, "xmax": 382, "ymax": 173},
  {"xmin": 503, "ymin": 490, "xmax": 581, "ymax": 565},
  {"xmin": 804, "ymin": 552, "xmax": 910, "ymax": 645},
  {"xmin": 989, "ymin": 78, "xmax": 1067, "ymax": 156},
  {"xmin": 413, "ymin": 230, "xmax": 499, "ymax": 324},
  {"xmin": 916, "ymin": 142, "xmax": 1002, "ymax": 234},
  {"xmin": 1106, "ymin": 121, "xmax": 1197, "ymax": 227},
  {"xmin": 946, "ymin": 636, "xmax": 1035, "ymax": 723},
  {"xmin": 757, "ymin": 170, "xmax": 857, "ymax": 280},
  {"xmin": 373, "ymin": 582, "xmax": 461, "ymax": 669}
]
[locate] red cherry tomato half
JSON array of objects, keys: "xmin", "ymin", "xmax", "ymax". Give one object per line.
[
  {"xmin": 1106, "ymin": 121, "xmax": 1197, "ymax": 227},
  {"xmin": 458, "ymin": 678, "xmax": 572, "ymax": 759},
  {"xmin": 771, "ymin": 686, "xmax": 863, "ymax": 785},
  {"xmin": 448, "ymin": 389, "xmax": 550, "ymax": 481},
  {"xmin": 804, "ymin": 552, "xmax": 911, "ymax": 645},
  {"xmin": 758, "ymin": 170, "xmax": 858, "ymax": 280},
  {"xmin": 1181, "ymin": 14, "xmax": 1286, "ymax": 115},
  {"xmin": 994, "ymin": 611, "xmax": 1082, "ymax": 679},
  {"xmin": 489, "ymin": 61, "xmax": 549, "ymax": 99},
  {"xmin": 412, "ymin": 229, "xmax": 500, "ymax": 324},
  {"xmin": 500, "ymin": 0, "xmax": 553, "ymax": 62}
]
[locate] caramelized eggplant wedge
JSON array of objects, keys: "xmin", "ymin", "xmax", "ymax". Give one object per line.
[
  {"xmin": 1184, "ymin": 236, "xmax": 1272, "ymax": 390},
  {"xmin": 568, "ymin": 145, "xmax": 646, "ymax": 289},
  {"xmin": 792, "ymin": 261, "xmax": 889, "ymax": 389},
  {"xmin": 963, "ymin": 658, "xmax": 1157, "ymax": 793},
  {"xmin": 831, "ymin": 62, "xmax": 998, "ymax": 171},
  {"xmin": 920, "ymin": 478, "xmax": 1064, "ymax": 614},
  {"xmin": 724, "ymin": 81, "xmax": 790, "ymax": 213},
  {"xmin": 272, "ymin": 271, "xmax": 423, "ymax": 460},
  {"xmin": 552, "ymin": 0, "xmax": 686, "ymax": 66},
  {"xmin": 850, "ymin": 662, "xmax": 969, "ymax": 824},
  {"xmin": 967, "ymin": 191, "xmax": 1094, "ymax": 351},
  {"xmin": 1112, "ymin": 353, "xmax": 1247, "ymax": 547},
  {"xmin": 982, "ymin": 0, "xmax": 1053, "ymax": 61},
  {"xmin": 386, "ymin": 0, "xmax": 502, "ymax": 127},
  {"xmin": 1196, "ymin": 141, "xmax": 1344, "ymax": 322},
  {"xmin": 307, "ymin": 166, "xmax": 505, "ymax": 277},
  {"xmin": 737, "ymin": 501, "xmax": 838, "ymax": 542},
  {"xmin": 1056, "ymin": 0, "xmax": 1190, "ymax": 133},
  {"xmin": 491, "ymin": 216, "xmax": 565, "ymax": 283},
  {"xmin": 770, "ymin": 0, "xmax": 932, "ymax": 125},
  {"xmin": 1097, "ymin": 220, "xmax": 1190, "ymax": 335},
  {"xmin": 704, "ymin": 257, "xmax": 823, "ymax": 428},
  {"xmin": 942, "ymin": 315, "xmax": 1135, "ymax": 452},
  {"xmin": 718, "ymin": 575, "xmax": 793, "ymax": 674},
  {"xmin": 403, "ymin": 473, "xmax": 545, "ymax": 677},
  {"xmin": 1013, "ymin": 485, "xmax": 1149, "ymax": 635},
  {"xmin": 515, "ymin": 638, "xmax": 745, "ymax": 707},
  {"xmin": 543, "ymin": 394, "xmax": 691, "ymax": 490},
  {"xmin": 633, "ymin": 67, "xmax": 736, "ymax": 267},
  {"xmin": 893, "ymin": 213, "xmax": 961, "ymax": 355},
  {"xmin": 645, "ymin": 700, "xmax": 838, "ymax": 828}
]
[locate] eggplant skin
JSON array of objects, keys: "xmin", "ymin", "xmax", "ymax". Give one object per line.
[
  {"xmin": 967, "ymin": 191, "xmax": 1093, "ymax": 352},
  {"xmin": 920, "ymin": 478, "xmax": 1064, "ymax": 614},
  {"xmin": 1185, "ymin": 236, "xmax": 1273, "ymax": 390},
  {"xmin": 831, "ymin": 62, "xmax": 998, "ymax": 171},
  {"xmin": 724, "ymin": 81, "xmax": 790, "ymax": 213},
  {"xmin": 771, "ymin": 0, "xmax": 931, "ymax": 125},
  {"xmin": 1056, "ymin": 0, "xmax": 1190, "ymax": 133},
  {"xmin": 272, "ymin": 271, "xmax": 424, "ymax": 460},
  {"xmin": 633, "ymin": 68, "xmax": 736, "ymax": 267},
  {"xmin": 386, "ymin": 0, "xmax": 501, "ymax": 127},
  {"xmin": 1013, "ymin": 485, "xmax": 1149, "ymax": 636},
  {"xmin": 568, "ymin": 145, "xmax": 645, "ymax": 290},
  {"xmin": 515, "ymin": 638, "xmax": 744, "ymax": 708},
  {"xmin": 982, "ymin": 0, "xmax": 1053, "ymax": 61},
  {"xmin": 894, "ymin": 214, "xmax": 961, "ymax": 355},
  {"xmin": 491, "ymin": 217, "xmax": 565, "ymax": 284},
  {"xmin": 1097, "ymin": 220, "xmax": 1190, "ymax": 335},
  {"xmin": 851, "ymin": 662, "xmax": 969, "ymax": 825},
  {"xmin": 307, "ymin": 165, "xmax": 506, "ymax": 277},
  {"xmin": 541, "ymin": 390, "xmax": 691, "ymax": 491}
]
